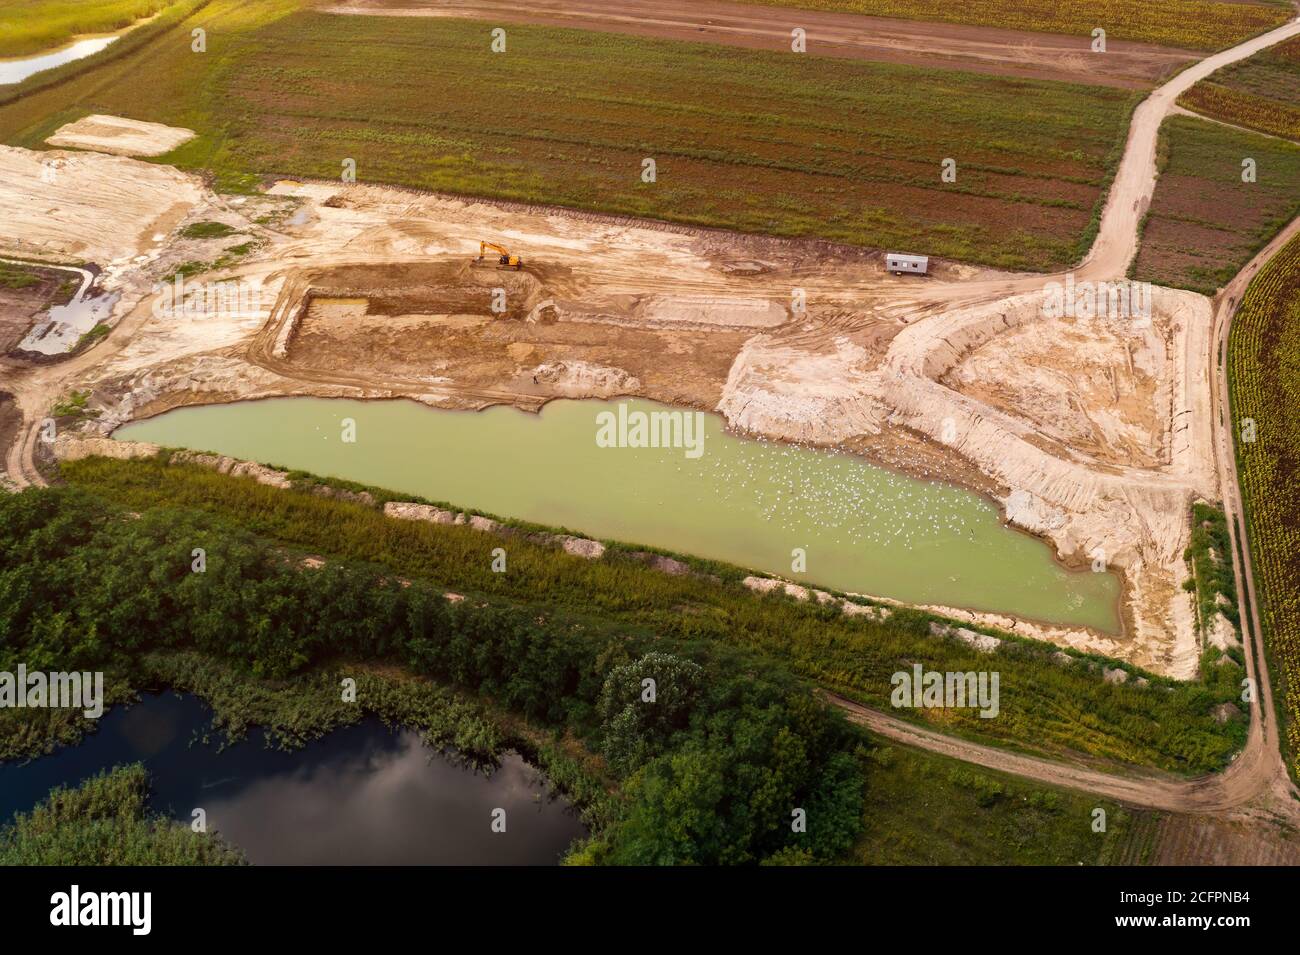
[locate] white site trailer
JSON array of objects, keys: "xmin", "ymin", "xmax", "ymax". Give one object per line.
[{"xmin": 886, "ymin": 253, "xmax": 929, "ymax": 275}]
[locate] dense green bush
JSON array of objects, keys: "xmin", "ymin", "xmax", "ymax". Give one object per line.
[
  {"xmin": 0, "ymin": 485, "xmax": 863, "ymax": 864},
  {"xmin": 0, "ymin": 764, "xmax": 243, "ymax": 866},
  {"xmin": 597, "ymin": 652, "xmax": 705, "ymax": 776}
]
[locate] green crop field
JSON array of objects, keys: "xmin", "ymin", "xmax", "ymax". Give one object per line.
[
  {"xmin": 743, "ymin": 0, "xmax": 1291, "ymax": 52},
  {"xmin": 1178, "ymin": 35, "xmax": 1300, "ymax": 142},
  {"xmin": 0, "ymin": 0, "xmax": 171, "ymax": 57},
  {"xmin": 1228, "ymin": 233, "xmax": 1300, "ymax": 779},
  {"xmin": 1133, "ymin": 115, "xmax": 1300, "ymax": 293},
  {"xmin": 0, "ymin": 1, "xmax": 1136, "ymax": 271}
]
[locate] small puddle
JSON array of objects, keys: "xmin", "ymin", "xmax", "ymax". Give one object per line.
[
  {"xmin": 0, "ymin": 36, "xmax": 118, "ymax": 85},
  {"xmin": 19, "ymin": 291, "xmax": 118, "ymax": 355}
]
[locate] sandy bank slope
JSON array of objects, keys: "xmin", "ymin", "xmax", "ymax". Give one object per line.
[{"xmin": 0, "ymin": 145, "xmax": 202, "ymax": 263}]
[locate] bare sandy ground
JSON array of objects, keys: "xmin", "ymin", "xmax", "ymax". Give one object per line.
[
  {"xmin": 45, "ymin": 114, "xmax": 195, "ymax": 158},
  {"xmin": 323, "ymin": 0, "xmax": 1197, "ymax": 89},
  {"xmin": 0, "ymin": 145, "xmax": 203, "ymax": 263}
]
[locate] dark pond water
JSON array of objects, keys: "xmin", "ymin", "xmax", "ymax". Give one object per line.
[{"xmin": 0, "ymin": 692, "xmax": 586, "ymax": 865}]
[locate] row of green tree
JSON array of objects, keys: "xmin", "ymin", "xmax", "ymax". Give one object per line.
[{"xmin": 0, "ymin": 485, "xmax": 863, "ymax": 864}]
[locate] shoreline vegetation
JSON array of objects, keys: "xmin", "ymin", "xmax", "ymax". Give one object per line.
[
  {"xmin": 40, "ymin": 453, "xmax": 1248, "ymax": 772},
  {"xmin": 0, "ymin": 763, "xmax": 245, "ymax": 865},
  {"xmin": 1, "ymin": 477, "xmax": 867, "ymax": 864},
  {"xmin": 0, "ymin": 0, "xmax": 169, "ymax": 60},
  {"xmin": 0, "ymin": 457, "xmax": 1178, "ymax": 863}
]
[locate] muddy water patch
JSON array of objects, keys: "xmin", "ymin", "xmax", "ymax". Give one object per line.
[
  {"xmin": 116, "ymin": 396, "xmax": 1121, "ymax": 630},
  {"xmin": 19, "ymin": 292, "xmax": 118, "ymax": 355}
]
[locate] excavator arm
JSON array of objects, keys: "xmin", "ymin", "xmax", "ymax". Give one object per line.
[{"xmin": 475, "ymin": 241, "xmax": 523, "ymax": 270}]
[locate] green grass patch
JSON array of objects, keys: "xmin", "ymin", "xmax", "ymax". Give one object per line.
[
  {"xmin": 1183, "ymin": 502, "xmax": 1240, "ymax": 638},
  {"xmin": 49, "ymin": 389, "xmax": 98, "ymax": 420},
  {"xmin": 0, "ymin": 261, "xmax": 42, "ymax": 290},
  {"xmin": 850, "ymin": 741, "xmax": 1135, "ymax": 865},
  {"xmin": 163, "ymin": 239, "xmax": 259, "ymax": 281},
  {"xmin": 178, "ymin": 220, "xmax": 238, "ymax": 239},
  {"xmin": 71, "ymin": 321, "xmax": 109, "ymax": 352}
]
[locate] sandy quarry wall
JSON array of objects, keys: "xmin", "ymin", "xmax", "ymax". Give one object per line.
[{"xmin": 53, "ymin": 434, "xmax": 160, "ymax": 462}]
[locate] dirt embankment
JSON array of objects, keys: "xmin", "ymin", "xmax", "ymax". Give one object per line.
[
  {"xmin": 324, "ymin": 0, "xmax": 1197, "ymax": 89},
  {"xmin": 45, "ymin": 115, "xmax": 196, "ymax": 158}
]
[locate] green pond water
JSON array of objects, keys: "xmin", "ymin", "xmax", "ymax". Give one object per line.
[{"xmin": 115, "ymin": 396, "xmax": 1120, "ymax": 631}]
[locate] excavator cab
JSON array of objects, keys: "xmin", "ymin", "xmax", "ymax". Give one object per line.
[{"xmin": 475, "ymin": 241, "xmax": 523, "ymax": 270}]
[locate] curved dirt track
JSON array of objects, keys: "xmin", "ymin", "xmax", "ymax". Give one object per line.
[
  {"xmin": 1079, "ymin": 19, "xmax": 1300, "ymax": 282},
  {"xmin": 323, "ymin": 0, "xmax": 1198, "ymax": 88},
  {"xmin": 828, "ymin": 694, "xmax": 1272, "ymax": 818}
]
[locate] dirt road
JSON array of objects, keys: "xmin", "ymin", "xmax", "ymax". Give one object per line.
[
  {"xmin": 1079, "ymin": 19, "xmax": 1300, "ymax": 282},
  {"xmin": 323, "ymin": 0, "xmax": 1196, "ymax": 89},
  {"xmin": 828, "ymin": 693, "xmax": 1272, "ymax": 817},
  {"xmin": 1209, "ymin": 216, "xmax": 1300, "ymax": 805}
]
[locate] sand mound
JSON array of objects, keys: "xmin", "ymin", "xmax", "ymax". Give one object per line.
[
  {"xmin": 46, "ymin": 114, "xmax": 196, "ymax": 158},
  {"xmin": 0, "ymin": 146, "xmax": 203, "ymax": 262}
]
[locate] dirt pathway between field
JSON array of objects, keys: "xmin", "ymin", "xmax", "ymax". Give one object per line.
[
  {"xmin": 322, "ymin": 0, "xmax": 1196, "ymax": 89},
  {"xmin": 1078, "ymin": 19, "xmax": 1300, "ymax": 282}
]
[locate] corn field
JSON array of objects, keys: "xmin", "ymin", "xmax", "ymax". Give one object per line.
[{"xmin": 1228, "ymin": 233, "xmax": 1300, "ymax": 776}]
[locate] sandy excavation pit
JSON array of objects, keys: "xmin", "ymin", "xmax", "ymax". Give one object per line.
[
  {"xmin": 0, "ymin": 151, "xmax": 1221, "ymax": 676},
  {"xmin": 281, "ymin": 258, "xmax": 813, "ymax": 407}
]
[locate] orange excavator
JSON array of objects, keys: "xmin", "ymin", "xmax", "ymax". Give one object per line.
[{"xmin": 475, "ymin": 241, "xmax": 523, "ymax": 270}]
